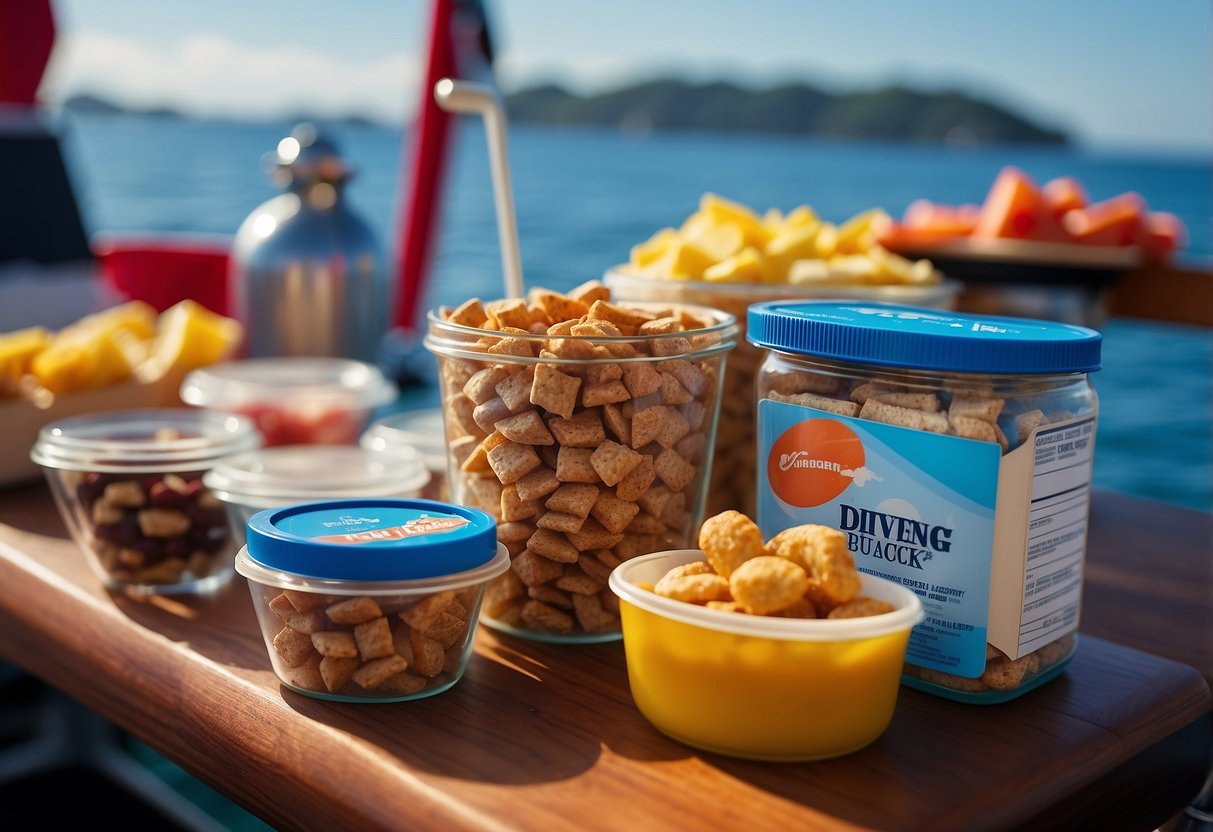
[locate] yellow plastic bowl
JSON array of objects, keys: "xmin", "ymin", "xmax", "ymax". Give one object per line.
[{"xmin": 609, "ymin": 549, "xmax": 924, "ymax": 762}]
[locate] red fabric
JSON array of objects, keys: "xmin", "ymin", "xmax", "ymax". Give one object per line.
[
  {"xmin": 393, "ymin": 0, "xmax": 458, "ymax": 335},
  {"xmin": 0, "ymin": 0, "xmax": 55, "ymax": 105}
]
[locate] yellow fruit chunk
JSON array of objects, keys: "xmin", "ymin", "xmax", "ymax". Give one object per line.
[
  {"xmin": 685, "ymin": 221, "xmax": 744, "ymax": 262},
  {"xmin": 787, "ymin": 259, "xmax": 833, "ymax": 285},
  {"xmin": 761, "ymin": 207, "xmax": 783, "ymax": 233},
  {"xmin": 813, "ymin": 222, "xmax": 839, "ymax": 259},
  {"xmin": 630, "ymin": 227, "xmax": 678, "ymax": 270},
  {"xmin": 644, "ymin": 239, "xmax": 717, "ymax": 281},
  {"xmin": 0, "ymin": 326, "xmax": 50, "ymax": 381},
  {"xmin": 763, "ymin": 225, "xmax": 823, "ymax": 283},
  {"xmin": 137, "ymin": 299, "xmax": 244, "ymax": 383},
  {"xmin": 73, "ymin": 299, "xmax": 159, "ymax": 342},
  {"xmin": 699, "ymin": 193, "xmax": 771, "ymax": 249},
  {"xmin": 782, "ymin": 204, "xmax": 821, "ymax": 230},
  {"xmin": 703, "ymin": 247, "xmax": 766, "ymax": 283},
  {"xmin": 834, "ymin": 209, "xmax": 892, "ymax": 255},
  {"xmin": 30, "ymin": 328, "xmax": 143, "ymax": 395}
]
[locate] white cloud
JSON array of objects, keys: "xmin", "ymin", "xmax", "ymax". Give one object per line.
[{"xmin": 40, "ymin": 31, "xmax": 421, "ymax": 122}]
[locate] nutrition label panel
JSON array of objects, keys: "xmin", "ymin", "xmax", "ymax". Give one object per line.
[{"xmin": 1020, "ymin": 417, "xmax": 1096, "ymax": 654}]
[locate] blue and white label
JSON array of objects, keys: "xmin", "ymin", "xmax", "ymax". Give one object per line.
[{"xmin": 757, "ymin": 398, "xmax": 1002, "ymax": 677}]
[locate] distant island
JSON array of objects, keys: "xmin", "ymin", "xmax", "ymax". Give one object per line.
[
  {"xmin": 62, "ymin": 78, "xmax": 1070, "ymax": 146},
  {"xmin": 504, "ymin": 79, "xmax": 1069, "ymax": 146}
]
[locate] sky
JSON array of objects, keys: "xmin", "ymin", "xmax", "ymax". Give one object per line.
[{"xmin": 36, "ymin": 0, "xmax": 1213, "ymax": 154}]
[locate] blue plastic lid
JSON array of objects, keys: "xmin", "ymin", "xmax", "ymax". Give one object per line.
[
  {"xmin": 245, "ymin": 498, "xmax": 498, "ymax": 581},
  {"xmin": 746, "ymin": 301, "xmax": 1101, "ymax": 374}
]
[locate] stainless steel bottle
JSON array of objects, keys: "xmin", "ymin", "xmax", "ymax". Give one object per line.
[{"xmin": 230, "ymin": 123, "xmax": 391, "ymax": 362}]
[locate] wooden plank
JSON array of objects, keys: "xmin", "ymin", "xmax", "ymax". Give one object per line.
[
  {"xmin": 0, "ymin": 483, "xmax": 1209, "ymax": 832},
  {"xmin": 1106, "ymin": 263, "xmax": 1213, "ymax": 328}
]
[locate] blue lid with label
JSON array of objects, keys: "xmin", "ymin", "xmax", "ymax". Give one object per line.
[
  {"xmin": 746, "ymin": 301, "xmax": 1101, "ymax": 374},
  {"xmin": 245, "ymin": 498, "xmax": 498, "ymax": 581}
]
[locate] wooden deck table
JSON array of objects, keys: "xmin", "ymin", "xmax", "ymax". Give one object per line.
[{"xmin": 0, "ymin": 482, "xmax": 1208, "ymax": 832}]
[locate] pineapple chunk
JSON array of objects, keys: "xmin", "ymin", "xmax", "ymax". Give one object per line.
[
  {"xmin": 136, "ymin": 299, "xmax": 244, "ymax": 383},
  {"xmin": 763, "ymin": 224, "xmax": 823, "ymax": 283},
  {"xmin": 703, "ymin": 247, "xmax": 766, "ymax": 283},
  {"xmin": 684, "ymin": 220, "xmax": 744, "ymax": 263},
  {"xmin": 834, "ymin": 209, "xmax": 893, "ymax": 255},
  {"xmin": 0, "ymin": 326, "xmax": 51, "ymax": 381},
  {"xmin": 699, "ymin": 193, "xmax": 771, "ymax": 249},
  {"xmin": 629, "ymin": 227, "xmax": 678, "ymax": 270}
]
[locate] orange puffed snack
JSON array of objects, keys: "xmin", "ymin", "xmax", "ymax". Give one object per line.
[
  {"xmin": 651, "ymin": 511, "xmax": 892, "ymax": 619},
  {"xmin": 765, "ymin": 524, "xmax": 863, "ymax": 610}
]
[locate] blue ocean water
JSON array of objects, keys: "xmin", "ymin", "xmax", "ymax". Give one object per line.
[{"xmin": 56, "ymin": 113, "xmax": 1213, "ymax": 512}]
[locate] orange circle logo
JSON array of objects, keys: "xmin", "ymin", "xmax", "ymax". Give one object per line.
[{"xmin": 768, "ymin": 419, "xmax": 865, "ymax": 508}]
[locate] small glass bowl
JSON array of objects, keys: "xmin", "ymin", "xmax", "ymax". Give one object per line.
[
  {"xmin": 360, "ymin": 408, "xmax": 449, "ymax": 501},
  {"xmin": 610, "ymin": 549, "xmax": 924, "ymax": 761},
  {"xmin": 180, "ymin": 357, "xmax": 398, "ymax": 447},
  {"xmin": 203, "ymin": 444, "xmax": 431, "ymax": 547},
  {"xmin": 30, "ymin": 408, "xmax": 261, "ymax": 595},
  {"xmin": 236, "ymin": 498, "xmax": 508, "ymax": 702}
]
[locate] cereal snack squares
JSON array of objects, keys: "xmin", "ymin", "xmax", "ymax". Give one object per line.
[
  {"xmin": 424, "ymin": 281, "xmax": 738, "ymax": 640},
  {"xmin": 256, "ymin": 585, "xmax": 479, "ymax": 700},
  {"xmin": 649, "ymin": 510, "xmax": 895, "ymax": 620}
]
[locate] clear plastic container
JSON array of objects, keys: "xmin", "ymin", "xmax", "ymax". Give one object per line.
[
  {"xmin": 30, "ymin": 408, "xmax": 261, "ymax": 595},
  {"xmin": 424, "ymin": 295, "xmax": 739, "ymax": 643},
  {"xmin": 203, "ymin": 444, "xmax": 431, "ymax": 546},
  {"xmin": 180, "ymin": 357, "xmax": 398, "ymax": 447},
  {"xmin": 746, "ymin": 301, "xmax": 1102, "ymax": 703},
  {"xmin": 610, "ymin": 549, "xmax": 923, "ymax": 761},
  {"xmin": 604, "ymin": 267, "xmax": 961, "ymax": 520},
  {"xmin": 236, "ymin": 498, "xmax": 509, "ymax": 702},
  {"xmin": 360, "ymin": 408, "xmax": 449, "ymax": 501}
]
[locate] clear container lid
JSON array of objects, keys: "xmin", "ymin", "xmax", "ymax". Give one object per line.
[
  {"xmin": 242, "ymin": 498, "xmax": 501, "ymax": 582},
  {"xmin": 30, "ymin": 408, "xmax": 261, "ymax": 473},
  {"xmin": 360, "ymin": 408, "xmax": 446, "ymax": 472},
  {"xmin": 180, "ymin": 357, "xmax": 398, "ymax": 409},
  {"xmin": 203, "ymin": 445, "xmax": 431, "ymax": 510}
]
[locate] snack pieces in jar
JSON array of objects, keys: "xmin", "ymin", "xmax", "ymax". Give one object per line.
[
  {"xmin": 31, "ymin": 408, "xmax": 261, "ymax": 595},
  {"xmin": 236, "ymin": 499, "xmax": 509, "ymax": 702},
  {"xmin": 424, "ymin": 279, "xmax": 738, "ymax": 642},
  {"xmin": 746, "ymin": 301, "xmax": 1101, "ymax": 703}
]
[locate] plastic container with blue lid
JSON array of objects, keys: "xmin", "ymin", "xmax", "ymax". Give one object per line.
[
  {"xmin": 746, "ymin": 301, "xmax": 1101, "ymax": 704},
  {"xmin": 235, "ymin": 497, "xmax": 508, "ymax": 703}
]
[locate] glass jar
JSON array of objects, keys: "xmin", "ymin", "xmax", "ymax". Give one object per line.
[
  {"xmin": 30, "ymin": 408, "xmax": 262, "ymax": 595},
  {"xmin": 746, "ymin": 301, "xmax": 1101, "ymax": 703},
  {"xmin": 424, "ymin": 295, "xmax": 739, "ymax": 643},
  {"xmin": 180, "ymin": 357, "xmax": 397, "ymax": 447},
  {"xmin": 361, "ymin": 408, "xmax": 449, "ymax": 501},
  {"xmin": 203, "ymin": 444, "xmax": 431, "ymax": 547}
]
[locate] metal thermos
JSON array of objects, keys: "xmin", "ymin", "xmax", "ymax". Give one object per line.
[{"xmin": 230, "ymin": 123, "xmax": 391, "ymax": 362}]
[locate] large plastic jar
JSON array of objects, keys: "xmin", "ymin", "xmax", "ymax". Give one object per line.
[{"xmin": 746, "ymin": 301, "xmax": 1101, "ymax": 703}]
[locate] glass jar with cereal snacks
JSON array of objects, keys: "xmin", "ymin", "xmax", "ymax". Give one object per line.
[
  {"xmin": 424, "ymin": 280, "xmax": 738, "ymax": 643},
  {"xmin": 746, "ymin": 301, "xmax": 1101, "ymax": 703}
]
